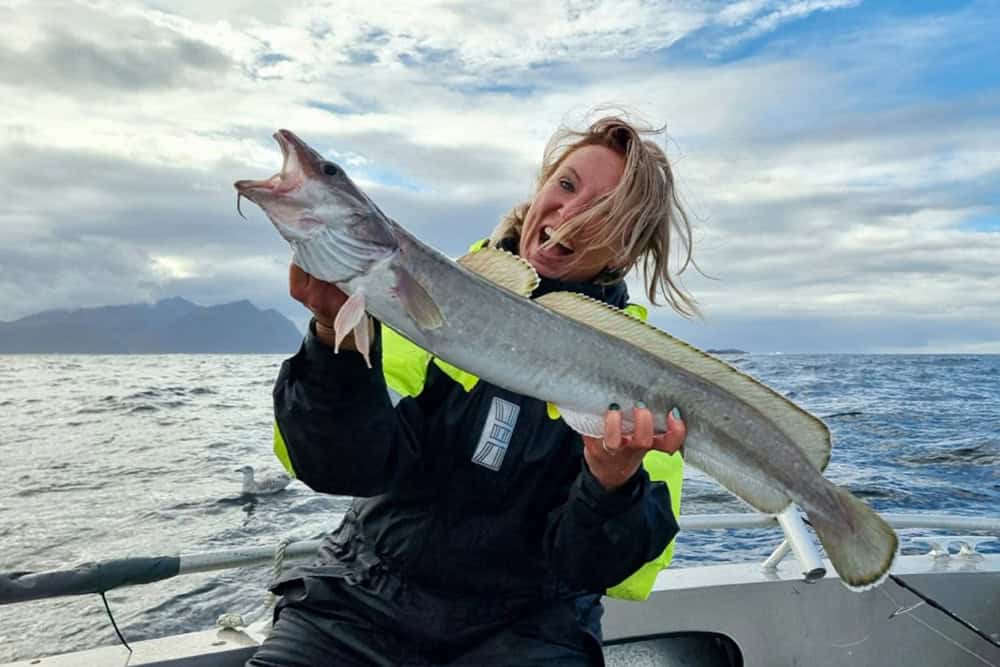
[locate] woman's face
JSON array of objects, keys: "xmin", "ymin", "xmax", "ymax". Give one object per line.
[{"xmin": 519, "ymin": 144, "xmax": 626, "ymax": 282}]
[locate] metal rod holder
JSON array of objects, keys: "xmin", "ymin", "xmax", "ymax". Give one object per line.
[
  {"xmin": 772, "ymin": 507, "xmax": 827, "ymax": 582},
  {"xmin": 762, "ymin": 540, "xmax": 791, "ymax": 571}
]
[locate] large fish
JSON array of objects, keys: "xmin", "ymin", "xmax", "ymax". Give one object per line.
[{"xmin": 235, "ymin": 130, "xmax": 897, "ymax": 590}]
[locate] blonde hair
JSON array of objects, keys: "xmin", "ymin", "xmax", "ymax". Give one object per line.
[{"xmin": 491, "ymin": 113, "xmax": 699, "ymax": 317}]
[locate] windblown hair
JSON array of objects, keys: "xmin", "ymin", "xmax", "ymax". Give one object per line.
[{"xmin": 491, "ymin": 113, "xmax": 699, "ymax": 317}]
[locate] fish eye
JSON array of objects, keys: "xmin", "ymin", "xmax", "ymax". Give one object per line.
[{"xmin": 322, "ymin": 163, "xmax": 339, "ymax": 176}]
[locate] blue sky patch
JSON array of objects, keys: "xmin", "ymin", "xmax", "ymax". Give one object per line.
[
  {"xmin": 257, "ymin": 52, "xmax": 291, "ymax": 66},
  {"xmin": 959, "ymin": 217, "xmax": 1000, "ymax": 232},
  {"xmin": 306, "ymin": 95, "xmax": 379, "ymax": 116}
]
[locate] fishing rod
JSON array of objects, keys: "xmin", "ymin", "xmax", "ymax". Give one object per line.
[
  {"xmin": 0, "ymin": 541, "xmax": 325, "ymax": 605},
  {"xmin": 792, "ymin": 516, "xmax": 1000, "ymax": 653},
  {"xmin": 889, "ymin": 574, "xmax": 1000, "ymax": 649}
]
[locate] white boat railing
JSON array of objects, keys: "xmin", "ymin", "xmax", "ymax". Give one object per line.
[
  {"xmin": 2, "ymin": 511, "xmax": 998, "ymax": 606},
  {"xmin": 194, "ymin": 511, "xmax": 1000, "ymax": 580},
  {"xmin": 679, "ymin": 512, "xmax": 1000, "ymax": 531}
]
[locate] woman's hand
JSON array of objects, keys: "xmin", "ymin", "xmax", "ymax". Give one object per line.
[
  {"xmin": 288, "ymin": 263, "xmax": 352, "ymax": 349},
  {"xmin": 582, "ymin": 404, "xmax": 686, "ymax": 492}
]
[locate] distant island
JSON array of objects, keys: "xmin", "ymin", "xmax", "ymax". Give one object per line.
[
  {"xmin": 0, "ymin": 297, "xmax": 303, "ymax": 354},
  {"xmin": 706, "ymin": 348, "xmax": 747, "ymax": 355}
]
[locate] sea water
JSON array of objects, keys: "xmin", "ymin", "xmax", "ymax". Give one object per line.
[{"xmin": 0, "ymin": 353, "xmax": 997, "ymax": 662}]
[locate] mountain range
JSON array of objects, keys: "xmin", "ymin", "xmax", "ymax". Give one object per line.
[{"xmin": 0, "ymin": 297, "xmax": 304, "ymax": 353}]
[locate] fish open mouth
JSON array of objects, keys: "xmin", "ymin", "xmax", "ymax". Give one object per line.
[
  {"xmin": 234, "ymin": 130, "xmax": 310, "ymax": 216},
  {"xmin": 540, "ymin": 225, "xmax": 574, "ymax": 256}
]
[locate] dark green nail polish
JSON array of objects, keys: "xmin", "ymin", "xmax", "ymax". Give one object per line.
[
  {"xmin": 635, "ymin": 400, "xmax": 647, "ymax": 410},
  {"xmin": 608, "ymin": 403, "xmax": 620, "ymax": 411},
  {"xmin": 671, "ymin": 407, "xmax": 682, "ymax": 421}
]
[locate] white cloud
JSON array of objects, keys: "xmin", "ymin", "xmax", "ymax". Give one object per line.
[
  {"xmin": 0, "ymin": 0, "xmax": 997, "ymax": 352},
  {"xmin": 151, "ymin": 255, "xmax": 200, "ymax": 279},
  {"xmin": 719, "ymin": 0, "xmax": 862, "ymax": 48}
]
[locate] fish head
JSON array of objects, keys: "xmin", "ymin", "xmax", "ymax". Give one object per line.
[{"xmin": 234, "ymin": 130, "xmax": 379, "ymax": 244}]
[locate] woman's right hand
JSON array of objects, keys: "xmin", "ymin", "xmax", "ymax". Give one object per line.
[{"xmin": 288, "ymin": 263, "xmax": 353, "ymax": 349}]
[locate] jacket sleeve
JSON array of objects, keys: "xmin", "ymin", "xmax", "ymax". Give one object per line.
[
  {"xmin": 543, "ymin": 461, "xmax": 678, "ymax": 592},
  {"xmin": 272, "ymin": 319, "xmax": 429, "ymax": 497}
]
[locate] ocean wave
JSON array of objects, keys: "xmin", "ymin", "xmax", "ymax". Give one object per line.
[
  {"xmin": 1, "ymin": 352, "xmax": 997, "ymax": 662},
  {"xmin": 899, "ymin": 441, "xmax": 999, "ymax": 467}
]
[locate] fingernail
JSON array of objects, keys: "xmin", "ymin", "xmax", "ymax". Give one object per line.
[
  {"xmin": 635, "ymin": 400, "xmax": 647, "ymax": 410},
  {"xmin": 608, "ymin": 403, "xmax": 620, "ymax": 411},
  {"xmin": 671, "ymin": 406, "xmax": 683, "ymax": 421}
]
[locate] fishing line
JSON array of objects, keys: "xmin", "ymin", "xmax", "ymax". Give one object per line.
[
  {"xmin": 799, "ymin": 516, "xmax": 999, "ymax": 651},
  {"xmin": 100, "ymin": 591, "xmax": 133, "ymax": 654},
  {"xmin": 889, "ymin": 574, "xmax": 1000, "ymax": 650},
  {"xmin": 880, "ymin": 587, "xmax": 997, "ymax": 667}
]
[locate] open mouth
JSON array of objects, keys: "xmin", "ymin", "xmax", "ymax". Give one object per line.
[
  {"xmin": 540, "ymin": 225, "xmax": 574, "ymax": 256},
  {"xmin": 234, "ymin": 131, "xmax": 307, "ymax": 215}
]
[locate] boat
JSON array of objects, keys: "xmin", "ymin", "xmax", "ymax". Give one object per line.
[{"xmin": 2, "ymin": 510, "xmax": 998, "ymax": 666}]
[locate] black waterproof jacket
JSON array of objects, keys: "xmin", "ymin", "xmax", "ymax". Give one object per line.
[{"xmin": 271, "ymin": 275, "xmax": 678, "ymax": 634}]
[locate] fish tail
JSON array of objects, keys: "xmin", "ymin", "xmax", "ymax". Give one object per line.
[{"xmin": 808, "ymin": 485, "xmax": 898, "ymax": 590}]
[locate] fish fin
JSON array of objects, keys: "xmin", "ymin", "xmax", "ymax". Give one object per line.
[
  {"xmin": 558, "ymin": 407, "xmax": 610, "ymax": 438},
  {"xmin": 353, "ymin": 314, "xmax": 372, "ymax": 369},
  {"xmin": 809, "ymin": 486, "xmax": 898, "ymax": 590},
  {"xmin": 681, "ymin": 431, "xmax": 793, "ymax": 514},
  {"xmin": 333, "ymin": 292, "xmax": 367, "ymax": 354},
  {"xmin": 395, "ymin": 268, "xmax": 445, "ymax": 331},
  {"xmin": 457, "ymin": 247, "xmax": 539, "ymax": 297},
  {"xmin": 535, "ymin": 291, "xmax": 831, "ymax": 472}
]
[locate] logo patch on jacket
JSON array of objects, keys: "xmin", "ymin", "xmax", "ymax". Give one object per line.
[{"xmin": 472, "ymin": 397, "xmax": 520, "ymax": 471}]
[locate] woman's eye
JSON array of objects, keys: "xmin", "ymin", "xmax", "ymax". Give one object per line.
[{"xmin": 559, "ymin": 178, "xmax": 575, "ymax": 193}]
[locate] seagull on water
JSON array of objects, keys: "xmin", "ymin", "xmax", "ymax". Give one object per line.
[{"xmin": 236, "ymin": 465, "xmax": 292, "ymax": 496}]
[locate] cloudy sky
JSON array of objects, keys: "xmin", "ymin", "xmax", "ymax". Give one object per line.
[{"xmin": 2, "ymin": 0, "xmax": 997, "ymax": 353}]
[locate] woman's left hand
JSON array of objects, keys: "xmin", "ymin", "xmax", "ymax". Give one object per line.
[{"xmin": 582, "ymin": 404, "xmax": 686, "ymax": 492}]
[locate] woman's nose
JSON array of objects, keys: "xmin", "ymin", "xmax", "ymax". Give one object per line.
[{"xmin": 559, "ymin": 201, "xmax": 577, "ymax": 222}]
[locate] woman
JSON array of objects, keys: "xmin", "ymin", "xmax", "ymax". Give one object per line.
[{"xmin": 249, "ymin": 114, "xmax": 695, "ymax": 666}]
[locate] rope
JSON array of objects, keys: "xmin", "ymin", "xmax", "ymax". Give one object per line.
[
  {"xmin": 216, "ymin": 536, "xmax": 295, "ymax": 630},
  {"xmin": 265, "ymin": 537, "xmax": 294, "ymax": 611},
  {"xmin": 215, "ymin": 613, "xmax": 247, "ymax": 630}
]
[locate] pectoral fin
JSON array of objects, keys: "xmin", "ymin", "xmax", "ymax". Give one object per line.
[
  {"xmin": 353, "ymin": 314, "xmax": 372, "ymax": 368},
  {"xmin": 557, "ymin": 406, "xmax": 607, "ymax": 438},
  {"xmin": 395, "ymin": 267, "xmax": 444, "ymax": 331},
  {"xmin": 333, "ymin": 292, "xmax": 367, "ymax": 354}
]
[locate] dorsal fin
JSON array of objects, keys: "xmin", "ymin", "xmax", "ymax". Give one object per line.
[
  {"xmin": 457, "ymin": 247, "xmax": 539, "ymax": 297},
  {"xmin": 534, "ymin": 291, "xmax": 831, "ymax": 472}
]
